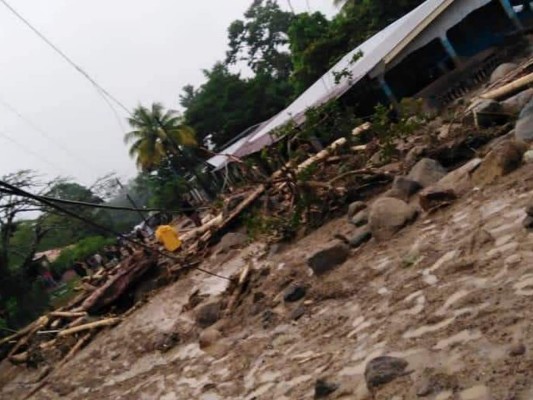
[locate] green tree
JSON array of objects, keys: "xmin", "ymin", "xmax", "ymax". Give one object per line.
[
  {"xmin": 226, "ymin": 0, "xmax": 295, "ymax": 78},
  {"xmin": 181, "ymin": 63, "xmax": 292, "ymax": 149},
  {"xmin": 125, "ymin": 103, "xmax": 197, "ymax": 172}
]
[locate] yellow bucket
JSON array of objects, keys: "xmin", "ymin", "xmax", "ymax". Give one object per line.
[{"xmin": 155, "ymin": 225, "xmax": 182, "ymax": 252}]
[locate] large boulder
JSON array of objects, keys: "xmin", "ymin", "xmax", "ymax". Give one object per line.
[
  {"xmin": 365, "ymin": 356, "xmax": 408, "ymax": 390},
  {"xmin": 307, "ymin": 243, "xmax": 350, "ymax": 275},
  {"xmin": 502, "ymin": 88, "xmax": 533, "ymax": 114},
  {"xmin": 407, "ymin": 158, "xmax": 447, "ymax": 188},
  {"xmin": 369, "ymin": 197, "xmax": 418, "ymax": 241},
  {"xmin": 472, "ymin": 141, "xmax": 527, "ymax": 186},
  {"xmin": 490, "ymin": 63, "xmax": 517, "ymax": 83},
  {"xmin": 515, "ymin": 98, "xmax": 533, "ymax": 143}
]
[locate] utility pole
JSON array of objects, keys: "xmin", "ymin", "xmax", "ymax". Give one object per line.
[{"xmin": 115, "ymin": 178, "xmax": 147, "ymax": 223}]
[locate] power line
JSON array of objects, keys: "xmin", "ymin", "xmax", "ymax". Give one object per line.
[
  {"xmin": 0, "ymin": 97, "xmax": 98, "ymax": 170},
  {"xmin": 0, "ymin": 0, "xmax": 131, "ymax": 116},
  {"xmin": 0, "ymin": 130, "xmax": 66, "ymax": 174},
  {"xmin": 0, "ymin": 180, "xmax": 231, "ymax": 281}
]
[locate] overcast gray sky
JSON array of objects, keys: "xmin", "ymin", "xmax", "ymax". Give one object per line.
[{"xmin": 0, "ymin": 0, "xmax": 337, "ymax": 186}]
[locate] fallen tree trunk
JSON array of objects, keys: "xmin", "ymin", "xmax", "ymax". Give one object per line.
[
  {"xmin": 481, "ymin": 71, "xmax": 533, "ymax": 100},
  {"xmin": 76, "ymin": 251, "xmax": 158, "ymax": 313},
  {"xmin": 57, "ymin": 318, "xmax": 121, "ymax": 337}
]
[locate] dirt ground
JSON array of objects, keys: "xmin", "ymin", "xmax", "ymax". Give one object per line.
[{"xmin": 2, "ymin": 162, "xmax": 533, "ymax": 399}]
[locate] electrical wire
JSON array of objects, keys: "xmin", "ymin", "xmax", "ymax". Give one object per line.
[
  {"xmin": 0, "ymin": 97, "xmax": 98, "ymax": 170},
  {"xmin": 19, "ymin": 191, "xmax": 209, "ymax": 214},
  {"xmin": 0, "ymin": 180, "xmax": 231, "ymax": 281},
  {"xmin": 0, "ymin": 130, "xmax": 66, "ymax": 174},
  {"xmin": 0, "ymin": 0, "xmax": 131, "ymax": 116}
]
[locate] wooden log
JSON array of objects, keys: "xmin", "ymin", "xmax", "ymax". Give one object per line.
[
  {"xmin": 76, "ymin": 251, "xmax": 158, "ymax": 313},
  {"xmin": 57, "ymin": 318, "xmax": 121, "ymax": 337},
  {"xmin": 7, "ymin": 316, "xmax": 49, "ymax": 358},
  {"xmin": 481, "ymin": 72, "xmax": 533, "ymax": 100},
  {"xmin": 49, "ymin": 311, "xmax": 88, "ymax": 319}
]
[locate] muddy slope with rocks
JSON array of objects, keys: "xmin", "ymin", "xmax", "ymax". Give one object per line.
[{"xmin": 3, "ymin": 58, "xmax": 533, "ymax": 399}]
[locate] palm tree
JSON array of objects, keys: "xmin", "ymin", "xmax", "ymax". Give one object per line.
[
  {"xmin": 125, "ymin": 103, "xmax": 197, "ymax": 171},
  {"xmin": 125, "ymin": 103, "xmax": 213, "ymax": 197}
]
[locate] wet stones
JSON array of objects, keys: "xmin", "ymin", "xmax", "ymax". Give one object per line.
[
  {"xmin": 419, "ymin": 187, "xmax": 458, "ymax": 212},
  {"xmin": 307, "ymin": 243, "xmax": 351, "ymax": 275},
  {"xmin": 408, "ymin": 158, "xmax": 447, "ymax": 188},
  {"xmin": 347, "ymin": 201, "xmax": 367, "ymax": 219},
  {"xmin": 490, "ymin": 63, "xmax": 517, "ymax": 83},
  {"xmin": 216, "ymin": 232, "xmax": 248, "ymax": 254},
  {"xmin": 364, "ymin": 356, "xmax": 408, "ymax": 390},
  {"xmin": 351, "ymin": 209, "xmax": 369, "ymax": 227},
  {"xmin": 524, "ymin": 149, "xmax": 533, "ymax": 164},
  {"xmin": 195, "ymin": 301, "xmax": 222, "ymax": 328},
  {"xmin": 314, "ymin": 379, "xmax": 339, "ymax": 398},
  {"xmin": 472, "ymin": 141, "xmax": 528, "ymax": 186},
  {"xmin": 283, "ymin": 284, "xmax": 307, "ymax": 303},
  {"xmin": 509, "ymin": 342, "xmax": 526, "ymax": 357},
  {"xmin": 199, "ymin": 328, "xmax": 222, "ymax": 349},
  {"xmin": 515, "ymin": 98, "xmax": 533, "ymax": 143},
  {"xmin": 502, "ymin": 88, "xmax": 533, "ymax": 114},
  {"xmin": 348, "ymin": 226, "xmax": 372, "ymax": 248},
  {"xmin": 369, "ymin": 197, "xmax": 418, "ymax": 241}
]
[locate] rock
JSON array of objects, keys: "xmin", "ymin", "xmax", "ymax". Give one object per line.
[
  {"xmin": 289, "ymin": 305, "xmax": 306, "ymax": 321},
  {"xmin": 490, "ymin": 63, "xmax": 517, "ymax": 83},
  {"xmin": 364, "ymin": 356, "xmax": 408, "ymax": 390},
  {"xmin": 434, "ymin": 158, "xmax": 482, "ymax": 196},
  {"xmin": 415, "ymin": 370, "xmax": 459, "ymax": 397},
  {"xmin": 526, "ymin": 202, "xmax": 533, "ymax": 217},
  {"xmin": 408, "ymin": 158, "xmax": 447, "ymax": 188},
  {"xmin": 349, "ymin": 226, "xmax": 372, "ymax": 248},
  {"xmin": 419, "ymin": 187, "xmax": 458, "ymax": 211},
  {"xmin": 153, "ymin": 331, "xmax": 180, "ymax": 353},
  {"xmin": 347, "ymin": 201, "xmax": 367, "ymax": 218},
  {"xmin": 501, "ymin": 88, "xmax": 533, "ymax": 114},
  {"xmin": 472, "ymin": 141, "xmax": 528, "ymax": 186},
  {"xmin": 470, "ymin": 99, "xmax": 507, "ymax": 128},
  {"xmin": 351, "ymin": 209, "xmax": 369, "ymax": 227},
  {"xmin": 307, "ymin": 243, "xmax": 351, "ymax": 275},
  {"xmin": 283, "ymin": 284, "xmax": 307, "ymax": 303},
  {"xmin": 524, "ymin": 150, "xmax": 533, "ymax": 164},
  {"xmin": 509, "ymin": 343, "xmax": 526, "ymax": 357},
  {"xmin": 369, "ymin": 197, "xmax": 418, "ymax": 241},
  {"xmin": 515, "ymin": 98, "xmax": 533, "ymax": 143},
  {"xmin": 314, "ymin": 379, "xmax": 339, "ymax": 398},
  {"xmin": 195, "ymin": 301, "xmax": 222, "ymax": 328},
  {"xmin": 523, "ymin": 216, "xmax": 533, "ymax": 230},
  {"xmin": 404, "ymin": 145, "xmax": 426, "ymax": 170},
  {"xmin": 393, "ymin": 176, "xmax": 422, "ymax": 197},
  {"xmin": 216, "ymin": 232, "xmax": 248, "ymax": 254},
  {"xmin": 199, "ymin": 328, "xmax": 222, "ymax": 349}
]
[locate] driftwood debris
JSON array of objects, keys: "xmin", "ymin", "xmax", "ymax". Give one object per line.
[{"xmin": 481, "ymin": 71, "xmax": 533, "ymax": 100}]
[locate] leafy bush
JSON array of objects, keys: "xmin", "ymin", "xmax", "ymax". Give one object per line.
[{"xmin": 51, "ymin": 236, "xmax": 115, "ymax": 275}]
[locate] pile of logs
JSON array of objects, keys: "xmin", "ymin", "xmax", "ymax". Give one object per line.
[{"xmin": 0, "ymin": 249, "xmax": 159, "ymax": 396}]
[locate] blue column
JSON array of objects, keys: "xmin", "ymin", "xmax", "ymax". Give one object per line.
[
  {"xmin": 440, "ymin": 35, "xmax": 460, "ymax": 67},
  {"xmin": 499, "ymin": 0, "xmax": 524, "ymax": 31},
  {"xmin": 378, "ymin": 75, "xmax": 398, "ymax": 107}
]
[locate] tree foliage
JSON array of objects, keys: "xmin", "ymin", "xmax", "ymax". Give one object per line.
[{"xmin": 226, "ymin": 0, "xmax": 294, "ymax": 78}]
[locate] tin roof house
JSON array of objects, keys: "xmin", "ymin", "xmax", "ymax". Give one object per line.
[{"xmin": 207, "ymin": 0, "xmax": 525, "ymax": 174}]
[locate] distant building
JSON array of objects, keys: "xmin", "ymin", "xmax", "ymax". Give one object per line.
[{"xmin": 207, "ymin": 0, "xmax": 526, "ymax": 178}]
